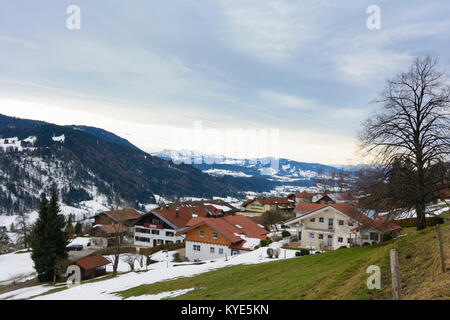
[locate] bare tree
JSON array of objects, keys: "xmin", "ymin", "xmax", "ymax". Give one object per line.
[
  {"xmin": 109, "ymin": 221, "xmax": 127, "ymax": 274},
  {"xmin": 359, "ymin": 56, "xmax": 450, "ymax": 230},
  {"xmin": 15, "ymin": 210, "xmax": 31, "ymax": 251}
]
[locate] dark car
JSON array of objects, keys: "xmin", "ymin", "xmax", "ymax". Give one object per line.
[{"xmin": 66, "ymin": 244, "xmax": 83, "ymax": 251}]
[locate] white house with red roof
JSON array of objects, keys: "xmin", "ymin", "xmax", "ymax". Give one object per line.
[
  {"xmin": 133, "ymin": 205, "xmax": 223, "ymax": 247},
  {"xmin": 179, "ymin": 215, "xmax": 269, "ymax": 261},
  {"xmin": 284, "ymin": 202, "xmax": 401, "ymax": 250}
]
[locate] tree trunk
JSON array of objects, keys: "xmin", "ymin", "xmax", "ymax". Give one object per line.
[{"xmin": 416, "ymin": 202, "xmax": 426, "ymax": 230}]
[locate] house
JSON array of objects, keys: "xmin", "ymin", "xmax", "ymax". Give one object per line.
[
  {"xmin": 436, "ymin": 182, "xmax": 450, "ymax": 201},
  {"xmin": 284, "ymin": 202, "xmax": 401, "ymax": 251},
  {"xmin": 242, "ymin": 197, "xmax": 295, "ymax": 215},
  {"xmin": 328, "ymin": 192, "xmax": 357, "ymax": 204},
  {"xmin": 133, "ymin": 205, "xmax": 224, "ymax": 247},
  {"xmin": 91, "ymin": 209, "xmax": 142, "ymax": 246},
  {"xmin": 157, "ymin": 199, "xmax": 239, "ymax": 214},
  {"xmin": 179, "ymin": 215, "xmax": 269, "ymax": 261},
  {"xmin": 287, "ymin": 192, "xmax": 335, "ymax": 204},
  {"xmin": 93, "ymin": 208, "xmax": 142, "ymax": 227},
  {"xmin": 71, "ymin": 255, "xmax": 111, "ymax": 280}
]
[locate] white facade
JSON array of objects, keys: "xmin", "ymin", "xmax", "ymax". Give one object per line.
[
  {"xmin": 185, "ymin": 241, "xmax": 241, "ymax": 261},
  {"xmin": 285, "ymin": 207, "xmax": 378, "ymax": 250},
  {"xmin": 134, "ymin": 226, "xmax": 184, "ymax": 247}
]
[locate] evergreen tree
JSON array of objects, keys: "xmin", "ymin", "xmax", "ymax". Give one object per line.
[
  {"xmin": 74, "ymin": 221, "xmax": 83, "ymax": 235},
  {"xmin": 30, "ymin": 191, "xmax": 69, "ymax": 282},
  {"xmin": 0, "ymin": 227, "xmax": 11, "ymax": 254},
  {"xmin": 65, "ymin": 215, "xmax": 74, "ymax": 239}
]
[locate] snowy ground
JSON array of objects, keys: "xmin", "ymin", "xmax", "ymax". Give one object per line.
[
  {"xmin": 0, "ymin": 239, "xmax": 300, "ymax": 300},
  {"xmin": 0, "ymin": 251, "xmax": 36, "ymax": 286}
]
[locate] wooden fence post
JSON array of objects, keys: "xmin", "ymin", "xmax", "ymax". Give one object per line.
[
  {"xmin": 435, "ymin": 224, "xmax": 446, "ymax": 273},
  {"xmin": 390, "ymin": 249, "xmax": 401, "ymax": 300}
]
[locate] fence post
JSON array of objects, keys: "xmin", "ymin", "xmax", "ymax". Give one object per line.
[
  {"xmin": 435, "ymin": 224, "xmax": 446, "ymax": 273},
  {"xmin": 390, "ymin": 249, "xmax": 401, "ymax": 300}
]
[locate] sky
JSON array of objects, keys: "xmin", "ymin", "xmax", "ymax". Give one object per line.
[{"xmin": 0, "ymin": 0, "xmax": 449, "ymax": 165}]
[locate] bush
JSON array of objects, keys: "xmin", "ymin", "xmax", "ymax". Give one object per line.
[
  {"xmin": 362, "ymin": 242, "xmax": 371, "ymax": 246},
  {"xmin": 382, "ymin": 233, "xmax": 393, "ymax": 241},
  {"xmin": 260, "ymin": 239, "xmax": 269, "ymax": 247},
  {"xmin": 295, "ymin": 251, "xmax": 301, "ymax": 257},
  {"xmin": 172, "ymin": 252, "xmax": 182, "ymax": 262},
  {"xmin": 338, "ymin": 246, "xmax": 347, "ymax": 250},
  {"xmin": 299, "ymin": 248, "xmax": 310, "ymax": 256},
  {"xmin": 281, "ymin": 230, "xmax": 291, "ymax": 238},
  {"xmin": 271, "ymin": 235, "xmax": 282, "ymax": 242},
  {"xmin": 138, "ymin": 242, "xmax": 185, "ymax": 256}
]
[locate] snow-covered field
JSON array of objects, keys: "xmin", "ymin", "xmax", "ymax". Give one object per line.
[
  {"xmin": 0, "ymin": 251, "xmax": 36, "ymax": 286},
  {"xmin": 0, "ymin": 239, "xmax": 298, "ymax": 300}
]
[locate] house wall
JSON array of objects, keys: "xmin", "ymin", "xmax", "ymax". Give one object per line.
[
  {"xmin": 184, "ymin": 225, "xmax": 236, "ymax": 261},
  {"xmin": 299, "ymin": 208, "xmax": 359, "ymax": 250},
  {"xmin": 134, "ymin": 225, "xmax": 184, "ymax": 247},
  {"xmin": 185, "ymin": 240, "xmax": 232, "ymax": 261},
  {"xmin": 94, "ymin": 215, "xmax": 112, "ymax": 226}
]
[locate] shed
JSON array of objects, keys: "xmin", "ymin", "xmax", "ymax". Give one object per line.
[{"xmin": 73, "ymin": 255, "xmax": 111, "ymax": 280}]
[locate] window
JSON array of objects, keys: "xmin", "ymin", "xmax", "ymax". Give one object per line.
[
  {"xmin": 348, "ymin": 221, "xmax": 354, "ymax": 226},
  {"xmin": 212, "ymin": 231, "xmax": 218, "ymax": 239},
  {"xmin": 370, "ymin": 232, "xmax": 379, "ymax": 241},
  {"xmin": 338, "ymin": 220, "xmax": 344, "ymax": 226},
  {"xmin": 318, "ymin": 234, "xmax": 323, "ymax": 240},
  {"xmin": 338, "ymin": 237, "xmax": 343, "ymax": 243},
  {"xmin": 165, "ymin": 240, "xmax": 173, "ymax": 244},
  {"xmin": 199, "ymin": 230, "xmax": 204, "ymax": 237},
  {"xmin": 310, "ymin": 218, "xmax": 315, "ymax": 222},
  {"xmin": 219, "ymin": 248, "xmax": 224, "ymax": 254},
  {"xmin": 193, "ymin": 245, "xmax": 201, "ymax": 251},
  {"xmin": 328, "ymin": 218, "xmax": 334, "ymax": 230},
  {"xmin": 166, "ymin": 231, "xmax": 174, "ymax": 237},
  {"xmin": 309, "ymin": 233, "xmax": 314, "ymax": 239},
  {"xmin": 319, "ymin": 217, "xmax": 324, "ymax": 223},
  {"xmin": 151, "ymin": 230, "xmax": 159, "ymax": 235},
  {"xmin": 210, "ymin": 247, "xmax": 215, "ymax": 253},
  {"xmin": 347, "ymin": 238, "xmax": 351, "ymax": 244},
  {"xmin": 231, "ymin": 249, "xmax": 239, "ymax": 256}
]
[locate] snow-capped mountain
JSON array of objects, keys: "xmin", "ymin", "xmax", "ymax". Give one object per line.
[
  {"xmin": 152, "ymin": 149, "xmax": 346, "ymax": 187},
  {"xmin": 0, "ymin": 115, "xmax": 272, "ymax": 216}
]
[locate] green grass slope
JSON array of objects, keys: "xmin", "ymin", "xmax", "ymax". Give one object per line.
[{"xmin": 117, "ymin": 222, "xmax": 449, "ymax": 300}]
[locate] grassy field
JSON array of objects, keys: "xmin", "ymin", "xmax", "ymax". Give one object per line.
[{"xmin": 116, "ymin": 222, "xmax": 450, "ymax": 300}]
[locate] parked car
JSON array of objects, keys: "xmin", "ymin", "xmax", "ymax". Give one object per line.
[{"xmin": 66, "ymin": 244, "xmax": 83, "ymax": 251}]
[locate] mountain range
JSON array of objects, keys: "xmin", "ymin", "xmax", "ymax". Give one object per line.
[{"xmin": 0, "ymin": 114, "xmax": 352, "ymax": 215}]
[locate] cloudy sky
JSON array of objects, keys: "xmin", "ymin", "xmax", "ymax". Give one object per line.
[{"xmin": 1, "ymin": 0, "xmax": 449, "ymax": 165}]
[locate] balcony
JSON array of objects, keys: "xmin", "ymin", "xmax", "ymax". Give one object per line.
[{"xmin": 303, "ymin": 225, "xmax": 334, "ymax": 233}]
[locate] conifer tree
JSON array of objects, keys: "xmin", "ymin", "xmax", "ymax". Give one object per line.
[
  {"xmin": 30, "ymin": 191, "xmax": 69, "ymax": 282},
  {"xmin": 65, "ymin": 215, "xmax": 74, "ymax": 239},
  {"xmin": 74, "ymin": 221, "xmax": 83, "ymax": 235}
]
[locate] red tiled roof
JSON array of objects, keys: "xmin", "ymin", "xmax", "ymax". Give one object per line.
[
  {"xmin": 154, "ymin": 205, "xmax": 221, "ymax": 229},
  {"xmin": 182, "ymin": 215, "xmax": 269, "ymax": 243},
  {"xmin": 102, "ymin": 209, "xmax": 142, "ymax": 222},
  {"xmin": 294, "ymin": 202, "xmax": 329, "ymax": 213},
  {"xmin": 74, "ymin": 255, "xmax": 110, "ymax": 270}
]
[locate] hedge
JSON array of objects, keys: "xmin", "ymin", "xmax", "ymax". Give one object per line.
[
  {"xmin": 395, "ymin": 217, "xmax": 444, "ymax": 228},
  {"xmin": 138, "ymin": 242, "xmax": 185, "ymax": 256}
]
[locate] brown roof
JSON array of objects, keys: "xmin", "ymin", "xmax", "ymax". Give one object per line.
[
  {"xmin": 158, "ymin": 199, "xmax": 239, "ymax": 213},
  {"xmin": 94, "ymin": 224, "xmax": 128, "ymax": 235},
  {"xmin": 102, "ymin": 209, "xmax": 142, "ymax": 222},
  {"xmin": 153, "ymin": 205, "xmax": 222, "ymax": 229},
  {"xmin": 182, "ymin": 215, "xmax": 269, "ymax": 244},
  {"xmin": 244, "ymin": 197, "xmax": 293, "ymax": 206},
  {"xmin": 74, "ymin": 255, "xmax": 111, "ymax": 270}
]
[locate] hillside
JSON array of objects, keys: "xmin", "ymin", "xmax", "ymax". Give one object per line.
[
  {"xmin": 116, "ymin": 222, "xmax": 449, "ymax": 300},
  {"xmin": 0, "ymin": 122, "xmax": 271, "ymax": 214}
]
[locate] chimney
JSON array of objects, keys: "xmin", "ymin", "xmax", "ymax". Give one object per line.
[{"xmin": 176, "ymin": 207, "xmax": 179, "ymax": 218}]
